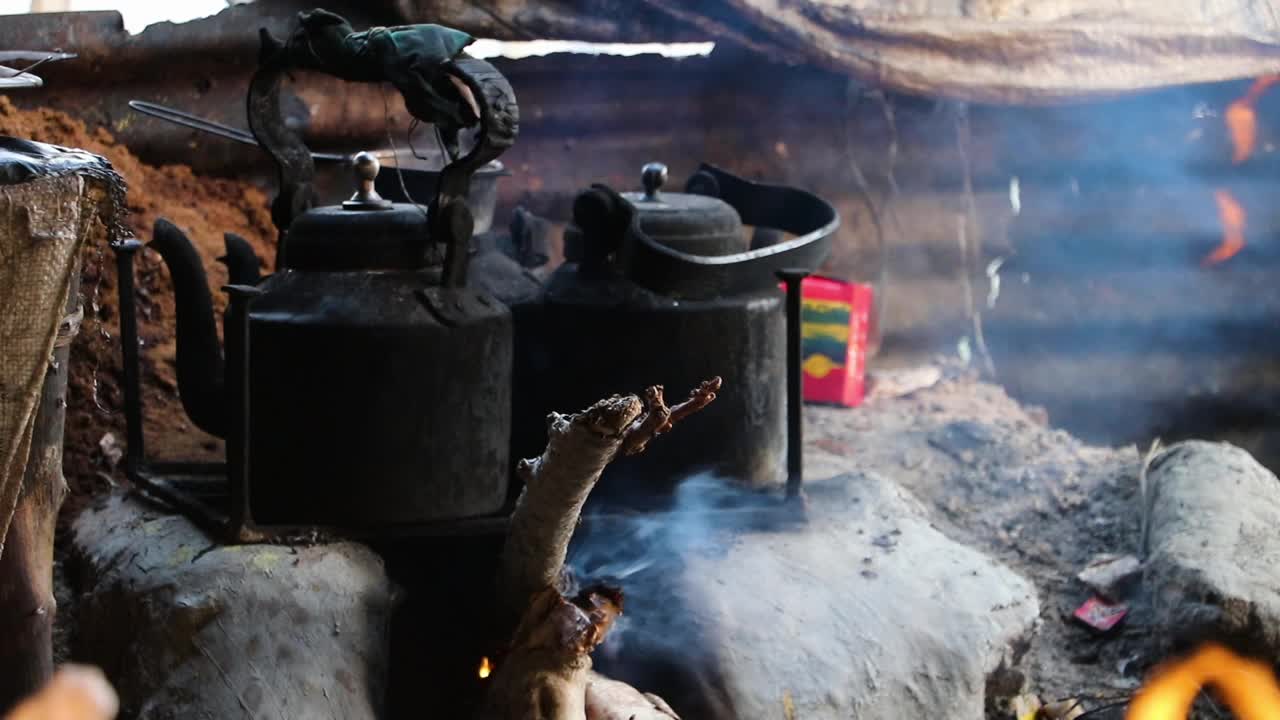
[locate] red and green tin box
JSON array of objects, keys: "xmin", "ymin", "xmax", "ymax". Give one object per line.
[{"xmin": 792, "ymin": 276, "xmax": 873, "ymax": 407}]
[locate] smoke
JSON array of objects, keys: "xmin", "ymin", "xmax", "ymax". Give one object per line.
[
  {"xmin": 567, "ymin": 472, "xmax": 764, "ymax": 656},
  {"xmin": 566, "ymin": 472, "xmax": 767, "ymax": 719},
  {"xmin": 976, "ymin": 79, "xmax": 1280, "ymax": 448},
  {"xmin": 568, "ymin": 472, "xmax": 759, "ymax": 583}
]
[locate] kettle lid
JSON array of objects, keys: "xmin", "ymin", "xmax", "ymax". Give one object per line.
[
  {"xmin": 618, "ymin": 162, "xmax": 745, "ymax": 256},
  {"xmin": 282, "ymin": 152, "xmax": 443, "ymax": 272}
]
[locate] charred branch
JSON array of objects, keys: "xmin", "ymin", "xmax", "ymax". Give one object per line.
[
  {"xmin": 486, "ymin": 380, "xmax": 716, "ymax": 720},
  {"xmin": 498, "ymin": 393, "xmax": 644, "ymax": 626},
  {"xmin": 498, "ymin": 379, "xmax": 719, "ymax": 627},
  {"xmin": 620, "ymin": 378, "xmax": 721, "ymax": 457},
  {"xmin": 480, "ymin": 583, "xmax": 673, "ymax": 720}
]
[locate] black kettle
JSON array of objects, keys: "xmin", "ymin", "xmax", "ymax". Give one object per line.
[
  {"xmin": 512, "ymin": 162, "xmax": 838, "ymax": 509},
  {"xmin": 143, "ymin": 34, "xmax": 519, "ymax": 534}
]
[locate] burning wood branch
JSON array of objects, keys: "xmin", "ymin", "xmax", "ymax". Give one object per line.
[
  {"xmin": 479, "ymin": 586, "xmax": 623, "ymax": 720},
  {"xmin": 497, "ymin": 377, "xmax": 721, "ymax": 623},
  {"xmin": 621, "ymin": 378, "xmax": 721, "ymax": 457},
  {"xmin": 1128, "ymin": 643, "xmax": 1280, "ymax": 719},
  {"xmin": 485, "ymin": 379, "xmax": 718, "ymax": 720}
]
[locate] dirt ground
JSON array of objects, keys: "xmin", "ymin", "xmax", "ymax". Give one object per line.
[
  {"xmin": 809, "ymin": 359, "xmax": 1239, "ymax": 718},
  {"xmin": 0, "ymin": 97, "xmax": 276, "ymax": 502}
]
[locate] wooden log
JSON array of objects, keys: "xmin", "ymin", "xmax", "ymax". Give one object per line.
[
  {"xmin": 0, "ymin": 271, "xmax": 78, "ymax": 713},
  {"xmin": 497, "ymin": 379, "xmax": 720, "ymax": 626},
  {"xmin": 0, "ymin": 167, "xmax": 103, "ymax": 715},
  {"xmin": 1143, "ymin": 441, "xmax": 1280, "ymax": 654},
  {"xmin": 6, "ymin": 5, "xmax": 1279, "ymax": 198},
  {"xmin": 1004, "ymin": 180, "xmax": 1280, "ymax": 273},
  {"xmin": 985, "ymin": 343, "xmax": 1280, "ymax": 445},
  {"xmin": 985, "ymin": 265, "xmax": 1280, "ymax": 342},
  {"xmin": 985, "ymin": 241, "xmax": 1280, "ymax": 445},
  {"xmin": 485, "ymin": 380, "xmax": 719, "ymax": 720}
]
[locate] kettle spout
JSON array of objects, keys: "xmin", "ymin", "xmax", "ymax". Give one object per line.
[
  {"xmin": 149, "ymin": 218, "xmax": 228, "ymax": 438},
  {"xmin": 217, "ymin": 233, "xmax": 263, "ymax": 286}
]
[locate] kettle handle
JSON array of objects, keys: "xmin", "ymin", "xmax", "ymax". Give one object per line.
[
  {"xmin": 246, "ymin": 11, "xmax": 518, "ymax": 281},
  {"xmin": 574, "ymin": 164, "xmax": 840, "ymax": 300}
]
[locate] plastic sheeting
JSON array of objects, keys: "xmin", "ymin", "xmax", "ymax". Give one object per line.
[{"xmin": 642, "ymin": 0, "xmax": 1280, "ymax": 104}]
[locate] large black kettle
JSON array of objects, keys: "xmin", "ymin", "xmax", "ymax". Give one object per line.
[
  {"xmin": 512, "ymin": 163, "xmax": 838, "ymax": 509},
  {"xmin": 143, "ymin": 21, "xmax": 519, "ymax": 534}
]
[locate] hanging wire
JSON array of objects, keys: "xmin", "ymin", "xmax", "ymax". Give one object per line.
[
  {"xmin": 379, "ymin": 85, "xmax": 429, "ymax": 219},
  {"xmin": 843, "ymin": 80, "xmax": 890, "ymax": 350}
]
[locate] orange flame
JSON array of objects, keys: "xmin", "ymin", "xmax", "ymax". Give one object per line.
[
  {"xmin": 1205, "ymin": 189, "xmax": 1246, "ymax": 266},
  {"xmin": 1207, "ymin": 75, "xmax": 1279, "ymax": 267},
  {"xmin": 478, "ymin": 656, "xmax": 492, "ymax": 680},
  {"xmin": 1126, "ymin": 644, "xmax": 1280, "ymax": 719},
  {"xmin": 1225, "ymin": 74, "xmax": 1280, "ymax": 164}
]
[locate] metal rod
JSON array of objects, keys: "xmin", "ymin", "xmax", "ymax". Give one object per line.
[
  {"xmin": 0, "ymin": 51, "xmax": 75, "ymax": 89},
  {"xmin": 0, "ymin": 66, "xmax": 42, "ymax": 88},
  {"xmin": 0, "ymin": 51, "xmax": 76, "ymax": 64},
  {"xmin": 127, "ymin": 100, "xmax": 349, "ymax": 163},
  {"xmin": 112, "ymin": 239, "xmax": 145, "ymax": 477},
  {"xmin": 222, "ymin": 284, "xmax": 261, "ymax": 542},
  {"xmin": 776, "ymin": 268, "xmax": 810, "ymax": 500},
  {"xmin": 129, "ymin": 471, "xmax": 230, "ymax": 541}
]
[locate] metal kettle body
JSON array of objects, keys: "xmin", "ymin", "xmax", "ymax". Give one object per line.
[
  {"xmin": 144, "ymin": 19, "xmax": 520, "ymax": 534},
  {"xmin": 151, "ymin": 156, "xmax": 515, "ymax": 529},
  {"xmin": 537, "ymin": 269, "xmax": 786, "ymax": 503},
  {"xmin": 513, "ymin": 164, "xmax": 838, "ymax": 509},
  {"xmin": 232, "ymin": 250, "xmax": 512, "ymax": 527}
]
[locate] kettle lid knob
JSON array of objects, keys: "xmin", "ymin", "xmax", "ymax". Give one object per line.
[
  {"xmin": 343, "ymin": 151, "xmax": 393, "ymax": 211},
  {"xmin": 641, "ymin": 162, "xmax": 667, "ymax": 201}
]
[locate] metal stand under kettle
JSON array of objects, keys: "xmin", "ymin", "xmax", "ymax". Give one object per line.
[{"xmin": 112, "ymin": 19, "xmax": 519, "ymax": 541}]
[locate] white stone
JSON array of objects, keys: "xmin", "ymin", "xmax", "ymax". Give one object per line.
[
  {"xmin": 582, "ymin": 472, "xmax": 1040, "ymax": 719},
  {"xmin": 1077, "ymin": 554, "xmax": 1142, "ymax": 599},
  {"xmin": 1144, "ymin": 440, "xmax": 1280, "ymax": 652},
  {"xmin": 70, "ymin": 493, "xmax": 395, "ymax": 719}
]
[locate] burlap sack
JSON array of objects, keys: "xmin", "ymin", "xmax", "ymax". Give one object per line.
[{"xmin": 0, "ymin": 172, "xmax": 97, "ymax": 561}]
